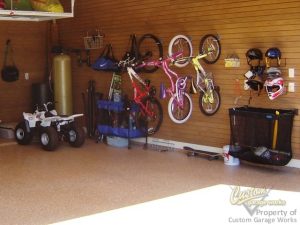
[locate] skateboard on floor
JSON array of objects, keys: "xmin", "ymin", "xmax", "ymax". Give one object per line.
[{"xmin": 183, "ymin": 146, "xmax": 222, "ymax": 161}]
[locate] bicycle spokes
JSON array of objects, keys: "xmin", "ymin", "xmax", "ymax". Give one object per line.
[
  {"xmin": 168, "ymin": 35, "xmax": 193, "ymax": 67},
  {"xmin": 199, "ymin": 89, "xmax": 221, "ymax": 116},
  {"xmin": 199, "ymin": 34, "xmax": 221, "ymax": 64},
  {"xmin": 168, "ymin": 93, "xmax": 193, "ymax": 123},
  {"xmin": 203, "ymin": 90, "xmax": 215, "ymax": 104},
  {"xmin": 202, "ymin": 93, "xmax": 216, "ymax": 112},
  {"xmin": 138, "ymin": 34, "xmax": 163, "ymax": 73},
  {"xmin": 139, "ymin": 97, "xmax": 163, "ymax": 135},
  {"xmin": 203, "ymin": 37, "xmax": 217, "ymax": 52}
]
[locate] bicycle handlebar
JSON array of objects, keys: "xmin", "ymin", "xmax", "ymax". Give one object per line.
[
  {"xmin": 34, "ymin": 101, "xmax": 54, "ymax": 112},
  {"xmin": 118, "ymin": 57, "xmax": 136, "ymax": 67},
  {"xmin": 119, "ymin": 51, "xmax": 186, "ymax": 69},
  {"xmin": 172, "ymin": 49, "xmax": 215, "ymax": 64},
  {"xmin": 119, "ymin": 45, "xmax": 216, "ymax": 68}
]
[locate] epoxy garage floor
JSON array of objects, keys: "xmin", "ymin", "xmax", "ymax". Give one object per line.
[{"xmin": 0, "ymin": 139, "xmax": 299, "ymax": 225}]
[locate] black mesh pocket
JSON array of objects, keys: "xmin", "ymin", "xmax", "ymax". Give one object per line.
[{"xmin": 229, "ymin": 107, "xmax": 295, "ymax": 166}]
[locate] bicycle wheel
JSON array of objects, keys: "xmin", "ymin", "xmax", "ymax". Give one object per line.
[
  {"xmin": 138, "ymin": 34, "xmax": 163, "ymax": 73},
  {"xmin": 199, "ymin": 89, "xmax": 221, "ymax": 116},
  {"xmin": 168, "ymin": 35, "xmax": 193, "ymax": 67},
  {"xmin": 199, "ymin": 34, "xmax": 221, "ymax": 64},
  {"xmin": 139, "ymin": 96, "xmax": 163, "ymax": 135},
  {"xmin": 168, "ymin": 92, "xmax": 193, "ymax": 123}
]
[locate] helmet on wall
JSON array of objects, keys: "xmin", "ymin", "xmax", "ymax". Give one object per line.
[
  {"xmin": 265, "ymin": 48, "xmax": 281, "ymax": 59},
  {"xmin": 264, "ymin": 77, "xmax": 284, "ymax": 100},
  {"xmin": 265, "ymin": 47, "xmax": 281, "ymax": 67},
  {"xmin": 246, "ymin": 48, "xmax": 263, "ymax": 65},
  {"xmin": 266, "ymin": 67, "xmax": 281, "ymax": 78},
  {"xmin": 251, "ymin": 65, "xmax": 265, "ymax": 77},
  {"xmin": 246, "ymin": 76, "xmax": 264, "ymax": 92}
]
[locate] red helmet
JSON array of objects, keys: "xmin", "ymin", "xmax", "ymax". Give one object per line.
[{"xmin": 264, "ymin": 77, "xmax": 284, "ymax": 100}]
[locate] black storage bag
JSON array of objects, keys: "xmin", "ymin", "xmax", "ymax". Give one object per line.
[
  {"xmin": 1, "ymin": 40, "xmax": 19, "ymax": 82},
  {"xmin": 229, "ymin": 107, "xmax": 295, "ymax": 166}
]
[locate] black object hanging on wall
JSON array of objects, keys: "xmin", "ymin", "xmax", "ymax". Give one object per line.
[
  {"xmin": 1, "ymin": 39, "xmax": 19, "ymax": 82},
  {"xmin": 32, "ymin": 82, "xmax": 52, "ymax": 111}
]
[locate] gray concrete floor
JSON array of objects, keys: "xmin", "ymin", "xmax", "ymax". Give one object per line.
[{"xmin": 0, "ymin": 139, "xmax": 299, "ymax": 225}]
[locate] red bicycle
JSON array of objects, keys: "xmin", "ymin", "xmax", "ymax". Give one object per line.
[{"xmin": 119, "ymin": 58, "xmax": 163, "ymax": 135}]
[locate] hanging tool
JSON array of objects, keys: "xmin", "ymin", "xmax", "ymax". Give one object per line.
[{"xmin": 272, "ymin": 110, "xmax": 280, "ymax": 149}]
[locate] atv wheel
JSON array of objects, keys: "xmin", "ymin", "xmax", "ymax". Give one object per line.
[
  {"xmin": 39, "ymin": 127, "xmax": 59, "ymax": 151},
  {"xmin": 15, "ymin": 121, "xmax": 33, "ymax": 145},
  {"xmin": 67, "ymin": 124, "xmax": 85, "ymax": 147}
]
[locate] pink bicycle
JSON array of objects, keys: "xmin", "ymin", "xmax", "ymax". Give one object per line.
[{"xmin": 143, "ymin": 52, "xmax": 193, "ymax": 124}]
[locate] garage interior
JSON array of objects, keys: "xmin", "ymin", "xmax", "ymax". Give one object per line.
[{"xmin": 1, "ymin": 0, "xmax": 300, "ymax": 224}]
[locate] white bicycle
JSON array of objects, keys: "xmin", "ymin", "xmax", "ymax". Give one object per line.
[
  {"xmin": 168, "ymin": 34, "xmax": 221, "ymax": 67},
  {"xmin": 169, "ymin": 34, "xmax": 221, "ymax": 116}
]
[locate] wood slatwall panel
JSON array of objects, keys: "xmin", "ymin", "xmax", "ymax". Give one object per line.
[
  {"xmin": 0, "ymin": 22, "xmax": 48, "ymax": 122},
  {"xmin": 58, "ymin": 0, "xmax": 300, "ymax": 158}
]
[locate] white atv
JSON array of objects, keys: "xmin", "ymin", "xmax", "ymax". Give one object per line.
[{"xmin": 15, "ymin": 102, "xmax": 85, "ymax": 151}]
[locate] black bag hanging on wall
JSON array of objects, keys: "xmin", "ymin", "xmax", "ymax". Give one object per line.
[
  {"xmin": 122, "ymin": 34, "xmax": 139, "ymax": 62},
  {"xmin": 1, "ymin": 39, "xmax": 19, "ymax": 82}
]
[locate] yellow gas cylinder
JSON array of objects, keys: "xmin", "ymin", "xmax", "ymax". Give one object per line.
[{"xmin": 53, "ymin": 53, "xmax": 73, "ymax": 115}]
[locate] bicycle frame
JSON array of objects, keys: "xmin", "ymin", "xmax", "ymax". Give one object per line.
[
  {"xmin": 134, "ymin": 54, "xmax": 193, "ymax": 124},
  {"xmin": 191, "ymin": 54, "xmax": 216, "ymax": 104},
  {"xmin": 117, "ymin": 56, "xmax": 163, "ymax": 134},
  {"xmin": 144, "ymin": 53, "xmax": 189, "ymax": 108},
  {"xmin": 162, "ymin": 60, "xmax": 189, "ymax": 108},
  {"xmin": 125, "ymin": 66, "xmax": 155, "ymax": 117}
]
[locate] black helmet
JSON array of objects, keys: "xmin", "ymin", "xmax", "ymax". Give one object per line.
[
  {"xmin": 251, "ymin": 65, "xmax": 265, "ymax": 77},
  {"xmin": 246, "ymin": 48, "xmax": 263, "ymax": 65},
  {"xmin": 246, "ymin": 80, "xmax": 264, "ymax": 92},
  {"xmin": 246, "ymin": 76, "xmax": 264, "ymax": 92}
]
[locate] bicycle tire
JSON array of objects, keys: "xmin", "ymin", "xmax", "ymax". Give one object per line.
[
  {"xmin": 199, "ymin": 34, "xmax": 221, "ymax": 64},
  {"xmin": 138, "ymin": 34, "xmax": 163, "ymax": 73},
  {"xmin": 168, "ymin": 92, "xmax": 193, "ymax": 123},
  {"xmin": 139, "ymin": 96, "xmax": 163, "ymax": 135},
  {"xmin": 198, "ymin": 89, "xmax": 221, "ymax": 116},
  {"xmin": 168, "ymin": 35, "xmax": 193, "ymax": 68}
]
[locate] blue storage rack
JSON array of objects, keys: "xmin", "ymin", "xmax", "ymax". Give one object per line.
[{"xmin": 97, "ymin": 100, "xmax": 148, "ymax": 148}]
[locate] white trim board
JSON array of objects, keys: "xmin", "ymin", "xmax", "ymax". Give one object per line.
[{"xmin": 133, "ymin": 137, "xmax": 300, "ymax": 169}]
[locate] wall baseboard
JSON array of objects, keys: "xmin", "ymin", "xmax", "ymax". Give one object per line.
[{"xmin": 133, "ymin": 137, "xmax": 300, "ymax": 169}]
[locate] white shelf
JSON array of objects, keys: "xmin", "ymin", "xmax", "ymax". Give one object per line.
[{"xmin": 0, "ymin": 0, "xmax": 74, "ymax": 22}]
